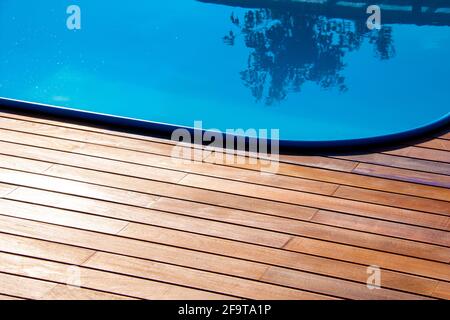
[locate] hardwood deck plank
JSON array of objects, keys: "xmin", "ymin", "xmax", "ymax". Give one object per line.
[
  {"xmin": 385, "ymin": 146, "xmax": 450, "ymax": 163},
  {"xmin": 7, "ymin": 111, "xmax": 445, "ymax": 158},
  {"xmin": 178, "ymin": 174, "xmax": 448, "ymax": 230},
  {"xmin": 353, "ymin": 163, "xmax": 450, "ymax": 188},
  {"xmin": 41, "ymin": 284, "xmax": 137, "ymax": 300},
  {"xmin": 417, "ymin": 138, "xmax": 450, "ymax": 151},
  {"xmin": 333, "ymin": 153, "xmax": 450, "ymax": 175},
  {"xmin": 0, "ymin": 215, "xmax": 270, "ymax": 281},
  {"xmin": 0, "ymin": 116, "xmax": 356, "ymax": 186},
  {"xmin": 284, "ymin": 237, "xmax": 450, "ymax": 282},
  {"xmin": 6, "ymin": 188, "xmax": 291, "ymax": 248},
  {"xmin": 0, "ymin": 212, "xmax": 440, "ymax": 294},
  {"xmin": 2, "ymin": 125, "xmax": 448, "ymax": 204},
  {"xmin": 0, "ymin": 213, "xmax": 349, "ymax": 300},
  {"xmin": 311, "ymin": 210, "xmax": 450, "ymax": 247},
  {"xmin": 120, "ymin": 204, "xmax": 450, "ymax": 257},
  {"xmin": 4, "ymin": 167, "xmax": 447, "ymax": 262},
  {"xmin": 260, "ymin": 267, "xmax": 430, "ymax": 300},
  {"xmin": 0, "ymin": 199, "xmax": 128, "ymax": 235},
  {"xmin": 332, "ymin": 185, "xmax": 450, "ymax": 216},
  {"xmin": 120, "ymin": 220, "xmax": 450, "ymax": 271},
  {"xmin": 1, "ymin": 112, "xmax": 448, "ymax": 173},
  {"xmin": 278, "ymin": 154, "xmax": 358, "ymax": 172},
  {"xmin": 0, "ymin": 252, "xmax": 233, "ymax": 300},
  {"xmin": 0, "ymin": 272, "xmax": 56, "ymax": 299},
  {"xmin": 7, "ymin": 177, "xmax": 448, "ymax": 253},
  {"xmin": 206, "ymin": 152, "xmax": 450, "ymax": 202},
  {"xmin": 0, "ymin": 150, "xmax": 317, "ymax": 222},
  {"xmin": 0, "ymin": 136, "xmax": 339, "ymax": 196},
  {"xmin": 6, "ymin": 165, "xmax": 448, "ymax": 262},
  {"xmin": 0, "ymin": 294, "xmax": 23, "ymax": 300},
  {"xmin": 0, "ymin": 111, "xmax": 179, "ymax": 145},
  {"xmin": 0, "ymin": 167, "xmax": 159, "ymax": 208},
  {"xmin": 8, "ymin": 181, "xmax": 446, "ymax": 266},
  {"xmin": 0, "ymin": 153, "xmax": 52, "ymax": 175},
  {"xmin": 44, "ymin": 164, "xmax": 321, "ymax": 220},
  {"xmin": 0, "ymin": 115, "xmax": 356, "ymax": 172},
  {"xmin": 7, "ymin": 135, "xmax": 448, "ymax": 220},
  {"xmin": 76, "ymin": 144, "xmax": 338, "ymax": 196},
  {"xmin": 151, "ymin": 197, "xmax": 447, "ymax": 255},
  {"xmin": 0, "ymin": 117, "xmax": 195, "ymax": 159},
  {"xmin": 0, "ymin": 191, "xmax": 442, "ymax": 294},
  {"xmin": 84, "ymin": 252, "xmax": 333, "ymax": 300},
  {"xmin": 4, "ymin": 193, "xmax": 447, "ymax": 277},
  {"xmin": 0, "ymin": 183, "xmax": 17, "ymax": 198},
  {"xmin": 432, "ymin": 282, "xmax": 450, "ymax": 299},
  {"xmin": 5, "ymin": 189, "xmax": 444, "ymax": 296},
  {"xmin": 0, "ymin": 112, "xmax": 448, "ymax": 300},
  {"xmin": 0, "ymin": 232, "xmax": 95, "ymax": 265},
  {"xmin": 0, "ymin": 139, "xmax": 187, "ymax": 184},
  {"xmin": 438, "ymin": 131, "xmax": 450, "ymax": 140},
  {"xmin": 4, "ymin": 137, "xmax": 448, "ymax": 217},
  {"xmin": 0, "ymin": 163, "xmax": 316, "ymax": 222},
  {"xmin": 3, "ymin": 110, "xmax": 445, "ymax": 179},
  {"xmin": 150, "ymin": 197, "xmax": 450, "ymax": 264}
]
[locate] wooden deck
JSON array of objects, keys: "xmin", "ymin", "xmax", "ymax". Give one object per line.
[{"xmin": 0, "ymin": 109, "xmax": 448, "ymax": 300}]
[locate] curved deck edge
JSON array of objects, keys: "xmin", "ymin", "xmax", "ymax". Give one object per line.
[{"xmin": 1, "ymin": 97, "xmax": 449, "ymax": 154}]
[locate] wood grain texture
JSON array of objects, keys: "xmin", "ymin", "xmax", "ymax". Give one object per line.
[
  {"xmin": 385, "ymin": 146, "xmax": 450, "ymax": 163},
  {"xmin": 40, "ymin": 284, "xmax": 136, "ymax": 300},
  {"xmin": 83, "ymin": 252, "xmax": 333, "ymax": 300},
  {"xmin": 0, "ymin": 252, "xmax": 233, "ymax": 300},
  {"xmin": 0, "ymin": 183, "xmax": 16, "ymax": 198},
  {"xmin": 438, "ymin": 132, "xmax": 450, "ymax": 140},
  {"xmin": 353, "ymin": 163, "xmax": 450, "ymax": 188},
  {"xmin": 416, "ymin": 138, "xmax": 450, "ymax": 151},
  {"xmin": 0, "ymin": 111, "xmax": 449, "ymax": 300},
  {"xmin": 432, "ymin": 281, "xmax": 450, "ymax": 299},
  {"xmin": 0, "ymin": 272, "xmax": 56, "ymax": 299},
  {"xmin": 206, "ymin": 152, "xmax": 450, "ymax": 201},
  {"xmin": 332, "ymin": 185, "xmax": 450, "ymax": 216},
  {"xmin": 334, "ymin": 152, "xmax": 450, "ymax": 175}
]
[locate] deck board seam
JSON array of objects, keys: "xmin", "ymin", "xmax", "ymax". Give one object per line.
[
  {"xmin": 330, "ymin": 154, "xmax": 450, "ymax": 176},
  {"xmin": 1, "ymin": 125, "xmax": 449, "ymax": 200},
  {"xmin": 2, "ymin": 154, "xmax": 449, "ymax": 229},
  {"xmin": 3, "ymin": 196, "xmax": 448, "ymax": 266},
  {"xmin": 0, "ymin": 236, "xmax": 440, "ymax": 299},
  {"xmin": 0, "ymin": 269, "xmax": 151, "ymax": 301},
  {"xmin": 1, "ymin": 112, "xmax": 448, "ymax": 167},
  {"xmin": 2, "ymin": 172, "xmax": 449, "ymax": 249},
  {"xmin": 2, "ymin": 148, "xmax": 447, "ymax": 215},
  {"xmin": 1, "ymin": 126, "xmax": 448, "ymax": 201},
  {"xmin": 351, "ymin": 162, "xmax": 450, "ymax": 189},
  {"xmin": 1, "ymin": 212, "xmax": 449, "ymax": 277}
]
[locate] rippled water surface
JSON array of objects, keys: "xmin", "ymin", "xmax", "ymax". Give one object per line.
[{"xmin": 0, "ymin": 1, "xmax": 449, "ymax": 141}]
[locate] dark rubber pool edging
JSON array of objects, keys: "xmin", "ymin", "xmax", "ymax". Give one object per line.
[{"xmin": 0, "ymin": 97, "xmax": 449, "ymax": 154}]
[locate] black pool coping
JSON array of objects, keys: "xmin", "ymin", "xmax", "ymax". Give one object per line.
[{"xmin": 0, "ymin": 97, "xmax": 449, "ymax": 155}]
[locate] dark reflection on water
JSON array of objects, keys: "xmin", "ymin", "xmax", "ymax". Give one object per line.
[{"xmin": 223, "ymin": 8, "xmax": 395, "ymax": 105}]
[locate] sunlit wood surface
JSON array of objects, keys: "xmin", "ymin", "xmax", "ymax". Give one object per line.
[{"xmin": 0, "ymin": 109, "xmax": 448, "ymax": 300}]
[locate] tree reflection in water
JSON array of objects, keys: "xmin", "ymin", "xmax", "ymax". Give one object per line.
[{"xmin": 223, "ymin": 9, "xmax": 395, "ymax": 105}]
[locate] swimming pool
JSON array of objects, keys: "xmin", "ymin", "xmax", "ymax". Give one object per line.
[{"xmin": 0, "ymin": 0, "xmax": 449, "ymax": 149}]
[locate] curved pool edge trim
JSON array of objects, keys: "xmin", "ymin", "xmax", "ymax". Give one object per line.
[{"xmin": 0, "ymin": 97, "xmax": 449, "ymax": 154}]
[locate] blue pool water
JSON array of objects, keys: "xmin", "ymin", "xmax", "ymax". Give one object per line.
[{"xmin": 0, "ymin": 0, "xmax": 449, "ymax": 144}]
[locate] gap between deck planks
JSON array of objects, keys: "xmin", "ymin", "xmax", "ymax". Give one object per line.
[
  {"xmin": 0, "ymin": 113, "xmax": 449, "ymax": 187},
  {"xmin": 0, "ymin": 114, "xmax": 449, "ymax": 199}
]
